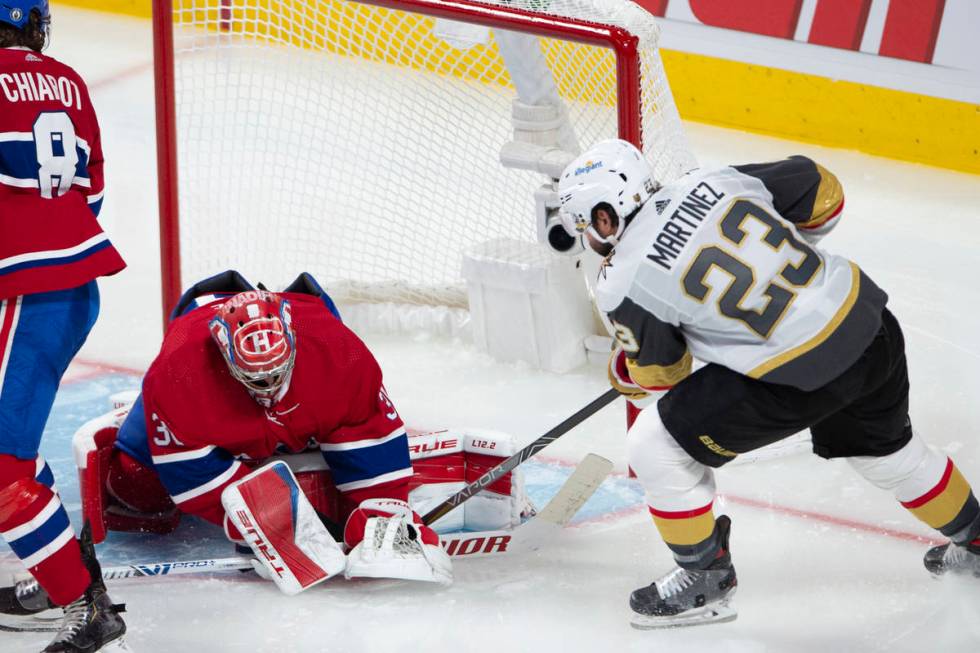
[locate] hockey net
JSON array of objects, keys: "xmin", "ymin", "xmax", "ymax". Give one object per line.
[{"xmin": 154, "ymin": 0, "xmax": 696, "ymax": 324}]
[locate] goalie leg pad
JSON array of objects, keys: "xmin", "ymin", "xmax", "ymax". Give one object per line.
[
  {"xmin": 407, "ymin": 430, "xmax": 466, "ymax": 532},
  {"xmin": 405, "ymin": 429, "xmax": 532, "ymax": 532},
  {"xmin": 463, "ymin": 430, "xmax": 532, "ymax": 531},
  {"xmin": 345, "ymin": 498, "xmax": 453, "ymax": 584},
  {"xmin": 222, "ymin": 461, "xmax": 346, "ymax": 595}
]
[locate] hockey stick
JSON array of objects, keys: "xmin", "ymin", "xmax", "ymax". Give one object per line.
[
  {"xmin": 0, "ymin": 454, "xmax": 612, "ymax": 632},
  {"xmin": 422, "ymin": 388, "xmax": 620, "ymax": 526},
  {"xmin": 440, "ymin": 453, "xmax": 612, "ymax": 557},
  {"xmin": 0, "ymin": 559, "xmax": 256, "ymax": 633}
]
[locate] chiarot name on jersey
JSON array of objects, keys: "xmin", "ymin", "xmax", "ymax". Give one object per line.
[
  {"xmin": 647, "ymin": 181, "xmax": 725, "ymax": 271},
  {"xmin": 0, "ymin": 72, "xmax": 84, "ymax": 109}
]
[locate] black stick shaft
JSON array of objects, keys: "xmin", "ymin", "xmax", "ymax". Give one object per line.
[{"xmin": 421, "ymin": 388, "xmax": 620, "ymax": 525}]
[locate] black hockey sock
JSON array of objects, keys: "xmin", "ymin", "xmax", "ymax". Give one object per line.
[
  {"xmin": 668, "ymin": 517, "xmax": 730, "ymax": 571},
  {"xmin": 945, "ymin": 498, "xmax": 980, "ymax": 547}
]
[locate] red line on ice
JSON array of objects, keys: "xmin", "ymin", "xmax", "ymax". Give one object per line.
[
  {"xmin": 90, "ymin": 61, "xmax": 154, "ymax": 91},
  {"xmin": 73, "ymin": 358, "xmax": 145, "ymax": 376},
  {"xmin": 61, "ymin": 358, "xmax": 145, "ymax": 385},
  {"xmin": 536, "ymin": 455, "xmax": 943, "ymax": 547},
  {"xmin": 721, "ymin": 494, "xmax": 943, "ymax": 546}
]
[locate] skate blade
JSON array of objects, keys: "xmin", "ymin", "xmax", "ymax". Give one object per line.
[
  {"xmin": 927, "ymin": 568, "xmax": 980, "ymax": 580},
  {"xmin": 98, "ymin": 636, "xmax": 134, "ymax": 652},
  {"xmin": 0, "ymin": 613, "xmax": 61, "ymax": 633},
  {"xmin": 630, "ymin": 600, "xmax": 737, "ymax": 630}
]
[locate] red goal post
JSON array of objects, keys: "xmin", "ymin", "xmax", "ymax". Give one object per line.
[{"xmin": 152, "ymin": 0, "xmax": 694, "ymax": 324}]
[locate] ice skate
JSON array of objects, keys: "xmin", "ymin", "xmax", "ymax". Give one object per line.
[
  {"xmin": 924, "ymin": 539, "xmax": 980, "ymax": 578},
  {"xmin": 41, "ymin": 523, "xmax": 130, "ymax": 652},
  {"xmin": 41, "ymin": 589, "xmax": 130, "ymax": 653},
  {"xmin": 629, "ymin": 515, "xmax": 738, "ymax": 629}
]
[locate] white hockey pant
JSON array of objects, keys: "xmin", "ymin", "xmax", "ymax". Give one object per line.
[
  {"xmin": 847, "ymin": 432, "xmax": 945, "ymax": 501},
  {"xmin": 627, "ymin": 407, "xmax": 716, "ymax": 517}
]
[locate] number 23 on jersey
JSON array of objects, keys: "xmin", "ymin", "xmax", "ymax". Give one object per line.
[{"xmin": 681, "ymin": 200, "xmax": 821, "ymax": 339}]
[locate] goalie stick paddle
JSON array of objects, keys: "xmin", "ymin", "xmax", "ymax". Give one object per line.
[
  {"xmin": 518, "ymin": 452, "xmax": 613, "ymax": 540},
  {"xmin": 421, "ymin": 387, "xmax": 620, "ymax": 526},
  {"xmin": 440, "ymin": 452, "xmax": 613, "ymax": 557},
  {"xmin": 534, "ymin": 453, "xmax": 612, "ymax": 526}
]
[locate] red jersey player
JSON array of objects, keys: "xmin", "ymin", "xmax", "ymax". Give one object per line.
[
  {"xmin": 0, "ymin": 3, "xmax": 128, "ymax": 652},
  {"xmin": 111, "ymin": 270, "xmax": 451, "ymax": 590}
]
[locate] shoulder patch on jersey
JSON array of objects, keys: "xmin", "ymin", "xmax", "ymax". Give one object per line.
[
  {"xmin": 594, "ymin": 259, "xmax": 633, "ymax": 314},
  {"xmin": 598, "ymin": 255, "xmax": 614, "ymax": 281}
]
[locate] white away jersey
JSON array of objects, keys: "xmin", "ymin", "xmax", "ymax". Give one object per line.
[{"xmin": 596, "ymin": 156, "xmax": 887, "ymax": 392}]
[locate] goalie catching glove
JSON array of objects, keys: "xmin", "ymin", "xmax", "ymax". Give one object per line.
[{"xmin": 344, "ymin": 498, "xmax": 453, "ymax": 585}]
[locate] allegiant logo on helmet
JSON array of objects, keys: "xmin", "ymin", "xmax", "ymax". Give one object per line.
[{"xmin": 574, "ymin": 160, "xmax": 603, "ymax": 176}]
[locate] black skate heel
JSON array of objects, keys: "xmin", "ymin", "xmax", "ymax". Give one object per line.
[{"xmin": 924, "ymin": 539, "xmax": 980, "ymax": 578}]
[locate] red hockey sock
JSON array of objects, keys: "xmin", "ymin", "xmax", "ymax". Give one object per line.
[
  {"xmin": 0, "ymin": 461, "xmax": 90, "ymax": 606},
  {"xmin": 29, "ymin": 536, "xmax": 90, "ymax": 605}
]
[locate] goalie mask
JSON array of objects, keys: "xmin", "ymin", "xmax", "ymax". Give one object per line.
[
  {"xmin": 557, "ymin": 139, "xmax": 658, "ymax": 248},
  {"xmin": 209, "ymin": 291, "xmax": 296, "ymax": 406}
]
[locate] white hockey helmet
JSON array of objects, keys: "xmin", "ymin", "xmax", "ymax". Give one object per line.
[{"xmin": 557, "ymin": 139, "xmax": 658, "ymax": 245}]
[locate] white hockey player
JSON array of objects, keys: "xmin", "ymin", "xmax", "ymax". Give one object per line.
[{"xmin": 557, "ymin": 139, "xmax": 980, "ymax": 628}]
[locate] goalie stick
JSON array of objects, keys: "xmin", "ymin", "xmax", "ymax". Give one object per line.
[
  {"xmin": 0, "ymin": 454, "xmax": 612, "ymax": 633},
  {"xmin": 422, "ymin": 388, "xmax": 620, "ymax": 526}
]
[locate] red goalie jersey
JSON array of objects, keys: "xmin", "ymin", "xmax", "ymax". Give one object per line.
[
  {"xmin": 133, "ymin": 289, "xmax": 413, "ymax": 537},
  {"xmin": 0, "ymin": 47, "xmax": 124, "ymax": 298}
]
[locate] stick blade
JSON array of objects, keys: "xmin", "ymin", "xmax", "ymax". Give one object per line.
[{"xmin": 535, "ymin": 453, "xmax": 613, "ymax": 527}]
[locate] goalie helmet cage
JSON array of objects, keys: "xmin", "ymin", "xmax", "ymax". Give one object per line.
[{"xmin": 152, "ymin": 0, "xmax": 695, "ymax": 325}]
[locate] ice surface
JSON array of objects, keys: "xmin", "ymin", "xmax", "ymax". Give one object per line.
[{"xmin": 3, "ymin": 5, "xmax": 979, "ymax": 651}]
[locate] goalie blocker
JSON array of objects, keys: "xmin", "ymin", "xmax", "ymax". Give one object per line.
[{"xmin": 72, "ymin": 405, "xmax": 533, "ymax": 552}]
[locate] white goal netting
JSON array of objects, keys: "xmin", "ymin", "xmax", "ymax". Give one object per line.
[{"xmin": 162, "ymin": 0, "xmax": 696, "ymax": 310}]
